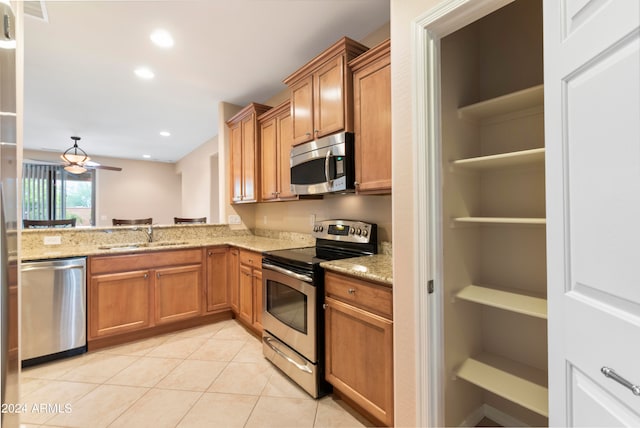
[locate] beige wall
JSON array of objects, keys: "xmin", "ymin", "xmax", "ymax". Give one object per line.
[
  {"xmin": 23, "ymin": 149, "xmax": 181, "ymax": 226},
  {"xmin": 175, "ymin": 135, "xmax": 219, "ymax": 223}
]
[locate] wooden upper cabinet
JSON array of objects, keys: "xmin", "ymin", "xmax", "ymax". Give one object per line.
[
  {"xmin": 227, "ymin": 102, "xmax": 271, "ymax": 203},
  {"xmin": 284, "ymin": 37, "xmax": 369, "ymax": 146},
  {"xmin": 259, "ymin": 100, "xmax": 297, "ymax": 202},
  {"xmin": 349, "ymin": 39, "xmax": 392, "ymax": 194}
]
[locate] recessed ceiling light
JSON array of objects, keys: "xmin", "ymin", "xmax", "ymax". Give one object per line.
[
  {"xmin": 134, "ymin": 67, "xmax": 154, "ymax": 79},
  {"xmin": 150, "ymin": 29, "xmax": 174, "ymax": 48},
  {"xmin": 143, "ymin": 154, "xmax": 151, "ymax": 159},
  {"xmin": 159, "ymin": 131, "xmax": 171, "ymax": 137}
]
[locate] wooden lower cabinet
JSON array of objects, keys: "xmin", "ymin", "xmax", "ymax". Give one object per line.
[
  {"xmin": 324, "ymin": 271, "xmax": 394, "ymax": 427},
  {"xmin": 154, "ymin": 264, "xmax": 202, "ymax": 324},
  {"xmin": 90, "ymin": 270, "xmax": 152, "ymax": 338},
  {"xmin": 236, "ymin": 249, "xmax": 263, "ymax": 334},
  {"xmin": 206, "ymin": 246, "xmax": 229, "ymax": 312},
  {"xmin": 88, "ymin": 248, "xmax": 209, "ymax": 343},
  {"xmin": 228, "ymin": 247, "xmax": 240, "ymax": 313}
]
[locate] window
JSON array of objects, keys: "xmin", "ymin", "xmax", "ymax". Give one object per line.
[{"xmin": 22, "ymin": 163, "xmax": 96, "ymax": 226}]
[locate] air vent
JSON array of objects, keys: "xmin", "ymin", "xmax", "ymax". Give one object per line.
[{"xmin": 24, "ymin": 1, "xmax": 48, "ymax": 22}]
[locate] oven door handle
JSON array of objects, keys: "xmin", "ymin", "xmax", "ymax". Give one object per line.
[
  {"xmin": 262, "ymin": 262, "xmax": 313, "ymax": 283},
  {"xmin": 264, "ymin": 336, "xmax": 313, "ymax": 374}
]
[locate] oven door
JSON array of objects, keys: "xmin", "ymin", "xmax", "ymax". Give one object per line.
[{"xmin": 262, "ymin": 262, "xmax": 316, "ymax": 362}]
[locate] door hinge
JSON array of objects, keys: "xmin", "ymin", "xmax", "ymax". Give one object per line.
[{"xmin": 427, "ymin": 280, "xmax": 434, "ymax": 294}]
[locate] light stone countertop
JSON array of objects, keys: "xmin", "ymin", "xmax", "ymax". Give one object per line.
[{"xmin": 320, "ymin": 254, "xmax": 393, "ymax": 286}]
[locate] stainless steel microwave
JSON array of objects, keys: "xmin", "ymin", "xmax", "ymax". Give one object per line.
[{"xmin": 290, "ymin": 132, "xmax": 355, "ymax": 195}]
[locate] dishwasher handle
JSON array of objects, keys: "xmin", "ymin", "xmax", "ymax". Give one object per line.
[{"xmin": 21, "ymin": 263, "xmax": 85, "ymax": 273}]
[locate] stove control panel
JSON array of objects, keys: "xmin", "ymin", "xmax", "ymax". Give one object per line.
[{"xmin": 312, "ymin": 219, "xmax": 376, "ymax": 244}]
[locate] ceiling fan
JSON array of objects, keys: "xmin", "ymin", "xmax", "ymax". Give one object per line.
[{"xmin": 60, "ymin": 136, "xmax": 122, "ymax": 173}]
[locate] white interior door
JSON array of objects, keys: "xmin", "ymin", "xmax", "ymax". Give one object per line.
[{"xmin": 544, "ymin": 0, "xmax": 640, "ymax": 426}]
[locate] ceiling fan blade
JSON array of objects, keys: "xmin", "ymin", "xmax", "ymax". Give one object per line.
[
  {"xmin": 84, "ymin": 160, "xmax": 122, "ymax": 171},
  {"xmin": 86, "ymin": 164, "xmax": 122, "ymax": 171}
]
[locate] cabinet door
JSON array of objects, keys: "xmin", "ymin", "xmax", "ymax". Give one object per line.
[
  {"xmin": 228, "ymin": 247, "xmax": 240, "ymax": 313},
  {"xmin": 154, "ymin": 264, "xmax": 202, "ymax": 324},
  {"xmin": 241, "ymin": 113, "xmax": 258, "ymax": 202},
  {"xmin": 260, "ymin": 116, "xmax": 278, "ymax": 201},
  {"xmin": 291, "ymin": 75, "xmax": 314, "ymax": 145},
  {"xmin": 277, "ymin": 110, "xmax": 297, "ymax": 200},
  {"xmin": 325, "ymin": 296, "xmax": 393, "ymax": 426},
  {"xmin": 354, "ymin": 58, "xmax": 391, "ymax": 194},
  {"xmin": 229, "ymin": 122, "xmax": 243, "ymax": 203},
  {"xmin": 206, "ymin": 247, "xmax": 228, "ymax": 312},
  {"xmin": 314, "ymin": 55, "xmax": 345, "ymax": 139},
  {"xmin": 252, "ymin": 268, "xmax": 263, "ymax": 332},
  {"xmin": 239, "ymin": 264, "xmax": 254, "ymax": 325},
  {"xmin": 89, "ymin": 270, "xmax": 151, "ymax": 338}
]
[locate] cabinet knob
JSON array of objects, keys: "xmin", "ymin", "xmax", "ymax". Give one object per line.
[
  {"xmin": 314, "ymin": 129, "xmax": 319, "ymax": 134},
  {"xmin": 144, "ymin": 273, "xmax": 148, "ymax": 279},
  {"xmin": 354, "ymin": 181, "xmax": 359, "ymax": 186},
  {"xmin": 306, "ymin": 132, "xmax": 311, "ymax": 137},
  {"xmin": 348, "ymin": 288, "xmax": 356, "ymax": 294},
  {"xmin": 208, "ymin": 251, "xmax": 213, "ymax": 256},
  {"xmin": 322, "ymin": 303, "xmax": 328, "ymax": 310},
  {"xmin": 156, "ymin": 272, "xmax": 161, "ymax": 279}
]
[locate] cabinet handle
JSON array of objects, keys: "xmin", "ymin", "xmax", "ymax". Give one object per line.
[
  {"xmin": 348, "ymin": 288, "xmax": 356, "ymax": 294},
  {"xmin": 601, "ymin": 367, "xmax": 640, "ymax": 396}
]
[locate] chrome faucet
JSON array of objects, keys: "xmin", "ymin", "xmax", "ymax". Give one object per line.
[{"xmin": 143, "ymin": 225, "xmax": 154, "ymax": 242}]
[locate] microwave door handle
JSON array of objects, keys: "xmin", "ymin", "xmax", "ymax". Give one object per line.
[{"xmin": 324, "ymin": 150, "xmax": 332, "ymax": 185}]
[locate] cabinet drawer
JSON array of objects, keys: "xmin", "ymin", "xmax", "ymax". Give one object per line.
[
  {"xmin": 90, "ymin": 248, "xmax": 203, "ymax": 274},
  {"xmin": 325, "ymin": 271, "xmax": 392, "ymax": 319},
  {"xmin": 239, "ymin": 249, "xmax": 262, "ymax": 267}
]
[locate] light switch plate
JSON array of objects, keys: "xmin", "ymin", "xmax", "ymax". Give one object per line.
[
  {"xmin": 43, "ymin": 236, "xmax": 62, "ymax": 245},
  {"xmin": 228, "ymin": 214, "xmax": 241, "ymax": 225}
]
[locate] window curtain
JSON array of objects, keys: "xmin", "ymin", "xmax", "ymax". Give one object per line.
[{"xmin": 22, "ymin": 163, "xmax": 66, "ymax": 221}]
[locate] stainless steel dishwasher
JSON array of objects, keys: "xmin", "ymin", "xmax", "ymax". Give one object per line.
[{"xmin": 21, "ymin": 257, "xmax": 87, "ymax": 366}]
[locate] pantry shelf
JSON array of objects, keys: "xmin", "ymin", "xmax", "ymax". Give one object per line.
[
  {"xmin": 456, "ymin": 353, "xmax": 549, "ymax": 417},
  {"xmin": 458, "ymin": 84, "xmax": 544, "ymax": 120},
  {"xmin": 453, "ymin": 217, "xmax": 546, "ymax": 226},
  {"xmin": 456, "ymin": 285, "xmax": 547, "ymax": 319},
  {"xmin": 452, "ymin": 148, "xmax": 545, "ymax": 170}
]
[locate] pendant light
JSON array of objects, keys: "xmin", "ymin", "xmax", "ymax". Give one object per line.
[{"xmin": 61, "ymin": 136, "xmax": 90, "ymax": 174}]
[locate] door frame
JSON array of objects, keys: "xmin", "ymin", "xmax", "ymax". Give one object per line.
[{"xmin": 411, "ymin": 0, "xmax": 514, "ymax": 426}]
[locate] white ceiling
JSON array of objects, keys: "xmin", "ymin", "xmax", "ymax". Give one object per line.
[{"xmin": 24, "ymin": 0, "xmax": 390, "ymax": 163}]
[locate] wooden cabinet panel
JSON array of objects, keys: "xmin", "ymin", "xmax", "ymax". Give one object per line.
[
  {"xmin": 230, "ymin": 122, "xmax": 243, "ymax": 202},
  {"xmin": 315, "ymin": 55, "xmax": 345, "ymax": 139},
  {"xmin": 259, "ymin": 100, "xmax": 298, "ymax": 202},
  {"xmin": 90, "ymin": 249, "xmax": 202, "ymax": 275},
  {"xmin": 226, "ymin": 103, "xmax": 271, "ymax": 204},
  {"xmin": 228, "ymin": 247, "xmax": 240, "ymax": 313},
  {"xmin": 89, "ymin": 270, "xmax": 151, "ymax": 338},
  {"xmin": 325, "ymin": 271, "xmax": 392, "ymax": 319},
  {"xmin": 324, "ymin": 270, "xmax": 393, "ymax": 426},
  {"xmin": 206, "ymin": 247, "xmax": 229, "ymax": 312},
  {"xmin": 239, "ymin": 264, "xmax": 254, "ymax": 325},
  {"xmin": 241, "ymin": 114, "xmax": 258, "ymax": 202},
  {"xmin": 284, "ymin": 37, "xmax": 368, "ymax": 146},
  {"xmin": 278, "ymin": 111, "xmax": 296, "ymax": 200},
  {"xmin": 350, "ymin": 39, "xmax": 391, "ymax": 194},
  {"xmin": 154, "ymin": 265, "xmax": 202, "ymax": 324},
  {"xmin": 260, "ymin": 116, "xmax": 278, "ymax": 201},
  {"xmin": 291, "ymin": 75, "xmax": 314, "ymax": 145},
  {"xmin": 325, "ymin": 296, "xmax": 393, "ymax": 426}
]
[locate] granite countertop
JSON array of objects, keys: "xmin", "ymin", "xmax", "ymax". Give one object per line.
[
  {"xmin": 21, "ymin": 235, "xmax": 313, "ymax": 261},
  {"xmin": 320, "ymin": 254, "xmax": 393, "ymax": 286}
]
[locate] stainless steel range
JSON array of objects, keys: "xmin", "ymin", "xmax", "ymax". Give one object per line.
[{"xmin": 261, "ymin": 219, "xmax": 377, "ymax": 398}]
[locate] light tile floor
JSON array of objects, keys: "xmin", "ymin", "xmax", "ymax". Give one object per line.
[{"xmin": 19, "ymin": 319, "xmax": 372, "ymax": 428}]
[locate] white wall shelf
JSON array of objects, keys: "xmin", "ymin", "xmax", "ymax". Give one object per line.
[
  {"xmin": 458, "ymin": 84, "xmax": 544, "ymax": 120},
  {"xmin": 456, "ymin": 285, "xmax": 547, "ymax": 319},
  {"xmin": 452, "ymin": 148, "xmax": 545, "ymax": 170},
  {"xmin": 453, "ymin": 217, "xmax": 546, "ymax": 226},
  {"xmin": 456, "ymin": 353, "xmax": 549, "ymax": 418}
]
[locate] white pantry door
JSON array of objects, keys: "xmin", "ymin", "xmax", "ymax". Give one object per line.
[{"xmin": 544, "ymin": 0, "xmax": 640, "ymax": 426}]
